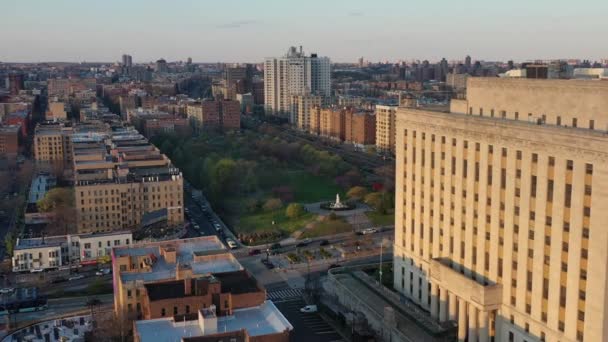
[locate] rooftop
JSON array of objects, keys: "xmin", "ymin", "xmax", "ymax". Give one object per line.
[
  {"xmin": 115, "ymin": 237, "xmax": 240, "ymax": 283},
  {"xmin": 15, "ymin": 235, "xmax": 67, "ymax": 250},
  {"xmin": 134, "ymin": 301, "xmax": 292, "ymax": 342}
]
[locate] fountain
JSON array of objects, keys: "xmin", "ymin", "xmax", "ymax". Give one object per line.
[{"xmin": 320, "ymin": 193, "xmax": 355, "ymax": 211}]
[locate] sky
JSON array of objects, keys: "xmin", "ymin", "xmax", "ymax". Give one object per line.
[{"xmin": 1, "ymin": 0, "xmax": 607, "ymax": 63}]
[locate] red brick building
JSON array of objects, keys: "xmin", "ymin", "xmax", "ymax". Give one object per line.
[{"xmin": 0, "ymin": 125, "xmax": 20, "ymax": 156}]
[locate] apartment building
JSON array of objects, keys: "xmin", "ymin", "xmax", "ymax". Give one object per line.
[
  {"xmin": 393, "ymin": 78, "xmax": 608, "ymax": 342},
  {"xmin": 33, "ymin": 122, "xmax": 73, "ymax": 168},
  {"xmin": 111, "ymin": 236, "xmax": 238, "ymax": 320},
  {"xmin": 264, "ymin": 46, "xmax": 330, "ymax": 117},
  {"xmin": 46, "ymin": 101, "xmax": 67, "ymax": 120},
  {"xmin": 12, "ymin": 231, "xmax": 132, "ymax": 272},
  {"xmin": 309, "ymin": 106, "xmax": 375, "ymax": 146},
  {"xmin": 0, "ymin": 125, "xmax": 20, "ymax": 156},
  {"xmin": 375, "ymin": 105, "xmax": 397, "ymax": 154},
  {"xmin": 291, "ymin": 94, "xmax": 321, "ymax": 130},
  {"xmin": 128, "ymin": 108, "xmax": 190, "ymax": 138},
  {"xmin": 344, "ymin": 110, "xmax": 375, "ymax": 146},
  {"xmin": 186, "ymin": 99, "xmax": 240, "ymax": 131},
  {"xmin": 73, "ymin": 126, "xmax": 184, "ymax": 233},
  {"xmin": 113, "ymin": 237, "xmax": 292, "ymax": 342}
]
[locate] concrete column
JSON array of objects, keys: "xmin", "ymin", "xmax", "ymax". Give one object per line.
[
  {"xmin": 468, "ymin": 305, "xmax": 478, "ymax": 342},
  {"xmin": 478, "ymin": 310, "xmax": 489, "ymax": 342},
  {"xmin": 439, "ymin": 288, "xmax": 448, "ymax": 322},
  {"xmin": 457, "ymin": 298, "xmax": 467, "ymax": 342},
  {"xmin": 430, "ymin": 283, "xmax": 439, "ymax": 319},
  {"xmin": 448, "ymin": 292, "xmax": 457, "ymax": 321}
]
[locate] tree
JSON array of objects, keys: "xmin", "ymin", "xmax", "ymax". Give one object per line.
[
  {"xmin": 4, "ymin": 231, "xmax": 15, "ymax": 256},
  {"xmin": 37, "ymin": 188, "xmax": 74, "ymax": 212},
  {"xmin": 364, "ymin": 192, "xmax": 383, "ymax": 211},
  {"xmin": 263, "ymin": 198, "xmax": 283, "ymax": 211},
  {"xmin": 285, "ymin": 203, "xmax": 305, "ymax": 218},
  {"xmin": 346, "ymin": 186, "xmax": 368, "ymax": 201}
]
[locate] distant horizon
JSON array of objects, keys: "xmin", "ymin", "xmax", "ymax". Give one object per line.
[{"xmin": 2, "ymin": 0, "xmax": 607, "ymax": 63}]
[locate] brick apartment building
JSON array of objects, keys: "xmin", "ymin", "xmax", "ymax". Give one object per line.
[
  {"xmin": 309, "ymin": 106, "xmax": 376, "ymax": 146},
  {"xmin": 0, "ymin": 125, "xmax": 20, "ymax": 156},
  {"xmin": 187, "ymin": 99, "xmax": 240, "ymax": 131},
  {"xmin": 113, "ymin": 237, "xmax": 292, "ymax": 342}
]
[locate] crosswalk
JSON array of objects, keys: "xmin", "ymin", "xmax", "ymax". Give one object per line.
[{"xmin": 267, "ymin": 288, "xmax": 303, "ymax": 301}]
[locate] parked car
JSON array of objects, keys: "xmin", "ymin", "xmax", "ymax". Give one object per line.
[
  {"xmin": 51, "ymin": 277, "xmax": 68, "ymax": 284},
  {"xmin": 248, "ymin": 249, "xmax": 261, "ymax": 256},
  {"xmin": 193, "ymin": 224, "xmax": 200, "ymax": 231},
  {"xmin": 328, "ymin": 264, "xmax": 342, "ymax": 270},
  {"xmin": 30, "ymin": 268, "xmax": 43, "ymax": 273},
  {"xmin": 0, "ymin": 288, "xmax": 14, "ymax": 294},
  {"xmin": 68, "ymin": 274, "xmax": 85, "ymax": 281},
  {"xmin": 300, "ymin": 305, "xmax": 318, "ymax": 313},
  {"xmin": 270, "ymin": 243, "xmax": 282, "ymax": 250},
  {"xmin": 361, "ymin": 228, "xmax": 378, "ymax": 235},
  {"xmin": 226, "ymin": 239, "xmax": 238, "ymax": 249},
  {"xmin": 319, "ymin": 239, "xmax": 330, "ymax": 246}
]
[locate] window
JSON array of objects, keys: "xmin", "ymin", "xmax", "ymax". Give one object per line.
[
  {"xmin": 186, "ymin": 305, "xmax": 190, "ymax": 314},
  {"xmin": 127, "ymin": 290, "xmax": 132, "ymax": 298},
  {"xmin": 161, "ymin": 308, "xmax": 166, "ymax": 317},
  {"xmin": 174, "ymin": 306, "xmax": 178, "ymax": 315},
  {"xmin": 84, "ymin": 243, "xmax": 91, "ymax": 249}
]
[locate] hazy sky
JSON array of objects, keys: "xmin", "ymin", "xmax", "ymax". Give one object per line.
[{"xmin": 2, "ymin": 0, "xmax": 607, "ymax": 63}]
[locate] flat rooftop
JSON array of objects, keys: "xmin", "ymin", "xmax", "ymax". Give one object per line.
[
  {"xmin": 134, "ymin": 301, "xmax": 292, "ymax": 341},
  {"xmin": 116, "ymin": 237, "xmax": 241, "ymax": 283},
  {"xmin": 15, "ymin": 235, "xmax": 67, "ymax": 250}
]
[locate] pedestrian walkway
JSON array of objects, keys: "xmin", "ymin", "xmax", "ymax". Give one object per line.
[{"xmin": 267, "ymin": 288, "xmax": 303, "ymax": 302}]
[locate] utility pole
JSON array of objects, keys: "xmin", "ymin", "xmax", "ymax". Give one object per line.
[{"xmin": 379, "ymin": 238, "xmax": 384, "ymax": 285}]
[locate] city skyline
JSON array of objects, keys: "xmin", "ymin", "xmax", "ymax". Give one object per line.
[{"xmin": 2, "ymin": 0, "xmax": 607, "ymax": 63}]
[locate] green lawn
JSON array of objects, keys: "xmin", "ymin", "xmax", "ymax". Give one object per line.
[
  {"xmin": 269, "ymin": 170, "xmax": 343, "ymax": 203},
  {"xmin": 301, "ymin": 219, "xmax": 353, "ymax": 238},
  {"xmin": 237, "ymin": 209, "xmax": 315, "ymax": 234},
  {"xmin": 367, "ymin": 211, "xmax": 395, "ymax": 226}
]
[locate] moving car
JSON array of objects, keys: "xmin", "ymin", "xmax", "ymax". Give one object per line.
[
  {"xmin": 361, "ymin": 228, "xmax": 378, "ymax": 235},
  {"xmin": 68, "ymin": 274, "xmax": 85, "ymax": 281},
  {"xmin": 300, "ymin": 305, "xmax": 318, "ymax": 313},
  {"xmin": 248, "ymin": 249, "xmax": 261, "ymax": 256},
  {"xmin": 328, "ymin": 264, "xmax": 342, "ymax": 270},
  {"xmin": 226, "ymin": 239, "xmax": 238, "ymax": 249},
  {"xmin": 95, "ymin": 268, "xmax": 111, "ymax": 276},
  {"xmin": 319, "ymin": 239, "xmax": 330, "ymax": 246},
  {"xmin": 0, "ymin": 288, "xmax": 14, "ymax": 294}
]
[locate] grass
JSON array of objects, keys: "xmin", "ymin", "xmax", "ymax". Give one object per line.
[
  {"xmin": 367, "ymin": 210, "xmax": 395, "ymax": 226},
  {"xmin": 237, "ymin": 209, "xmax": 315, "ymax": 234},
  {"xmin": 284, "ymin": 171, "xmax": 343, "ymax": 203},
  {"xmin": 301, "ymin": 218, "xmax": 353, "ymax": 238}
]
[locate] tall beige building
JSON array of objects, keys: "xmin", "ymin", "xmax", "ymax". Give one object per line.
[
  {"xmin": 375, "ymin": 105, "xmax": 396, "ymax": 154},
  {"xmin": 291, "ymin": 94, "xmax": 321, "ymax": 130},
  {"xmin": 34, "ymin": 122, "xmax": 73, "ymax": 169},
  {"xmin": 73, "ymin": 126, "xmax": 184, "ymax": 233},
  {"xmin": 394, "ymin": 78, "xmax": 608, "ymax": 342}
]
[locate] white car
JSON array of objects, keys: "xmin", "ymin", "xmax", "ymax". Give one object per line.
[
  {"xmin": 68, "ymin": 274, "xmax": 85, "ymax": 281},
  {"xmin": 300, "ymin": 305, "xmax": 318, "ymax": 313},
  {"xmin": 193, "ymin": 224, "xmax": 200, "ymax": 230},
  {"xmin": 361, "ymin": 228, "xmax": 378, "ymax": 235},
  {"xmin": 226, "ymin": 239, "xmax": 238, "ymax": 249},
  {"xmin": 95, "ymin": 268, "xmax": 111, "ymax": 276},
  {"xmin": 214, "ymin": 223, "xmax": 221, "ymax": 231},
  {"xmin": 30, "ymin": 268, "xmax": 43, "ymax": 273},
  {"xmin": 0, "ymin": 288, "xmax": 14, "ymax": 294}
]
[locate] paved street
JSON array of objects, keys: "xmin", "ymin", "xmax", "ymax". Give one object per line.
[{"xmin": 275, "ymin": 298, "xmax": 344, "ymax": 342}]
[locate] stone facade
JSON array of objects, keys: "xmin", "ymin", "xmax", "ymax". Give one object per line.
[{"xmin": 394, "ymin": 80, "xmax": 608, "ymax": 342}]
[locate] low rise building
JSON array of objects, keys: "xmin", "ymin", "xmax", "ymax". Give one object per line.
[
  {"xmin": 291, "ymin": 94, "xmax": 321, "ymax": 130},
  {"xmin": 12, "ymin": 231, "xmax": 132, "ymax": 272},
  {"xmin": 111, "ymin": 236, "xmax": 234, "ymax": 320}
]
